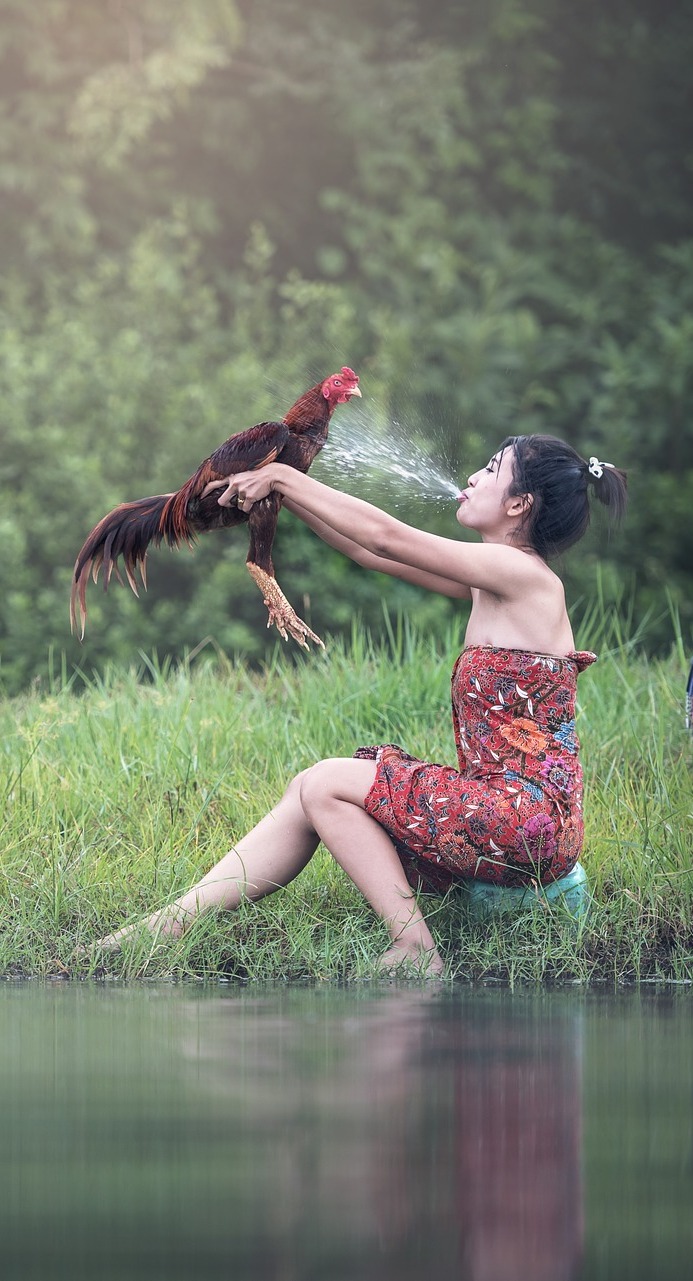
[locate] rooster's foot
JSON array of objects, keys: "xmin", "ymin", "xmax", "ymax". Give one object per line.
[{"xmin": 246, "ymin": 564, "xmax": 324, "ymax": 649}]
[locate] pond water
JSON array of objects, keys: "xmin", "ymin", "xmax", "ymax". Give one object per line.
[{"xmin": 1, "ymin": 981, "xmax": 691, "ymax": 1281}]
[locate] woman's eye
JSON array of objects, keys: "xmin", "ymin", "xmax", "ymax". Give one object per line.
[{"xmin": 485, "ymin": 466, "xmax": 494, "ymax": 474}]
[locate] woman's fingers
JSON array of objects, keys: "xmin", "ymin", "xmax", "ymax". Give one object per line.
[
  {"xmin": 220, "ymin": 483, "xmax": 243, "ymax": 508},
  {"xmin": 200, "ymin": 477, "xmax": 229, "ymax": 499},
  {"xmin": 199, "ymin": 479, "xmax": 235, "ymax": 502},
  {"xmin": 200, "ymin": 469, "xmax": 275, "ymax": 508},
  {"xmin": 200, "ymin": 476, "xmax": 245, "ymax": 507}
]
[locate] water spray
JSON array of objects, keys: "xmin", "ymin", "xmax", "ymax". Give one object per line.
[{"xmin": 317, "ymin": 404, "xmax": 462, "ymax": 509}]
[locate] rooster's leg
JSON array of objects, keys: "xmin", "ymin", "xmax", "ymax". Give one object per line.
[{"xmin": 246, "ymin": 563, "xmax": 324, "ymax": 649}]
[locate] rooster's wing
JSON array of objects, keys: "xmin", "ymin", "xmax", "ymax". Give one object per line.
[{"xmin": 207, "ymin": 421, "xmax": 291, "ymax": 479}]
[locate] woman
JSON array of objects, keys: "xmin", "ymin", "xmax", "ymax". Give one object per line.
[{"xmin": 95, "ymin": 435, "xmax": 627, "ymax": 974}]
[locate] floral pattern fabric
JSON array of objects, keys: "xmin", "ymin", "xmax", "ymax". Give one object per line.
[{"xmin": 355, "ymin": 645, "xmax": 597, "ymax": 891}]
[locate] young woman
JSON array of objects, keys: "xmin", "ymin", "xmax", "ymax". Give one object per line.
[{"xmin": 93, "ymin": 435, "xmax": 627, "ymax": 974}]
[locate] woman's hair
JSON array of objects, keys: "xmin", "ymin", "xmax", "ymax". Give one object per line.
[{"xmin": 499, "ymin": 434, "xmax": 628, "ymax": 559}]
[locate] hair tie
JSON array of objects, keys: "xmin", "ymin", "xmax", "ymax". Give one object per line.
[{"xmin": 588, "ymin": 456, "xmax": 614, "ymax": 480}]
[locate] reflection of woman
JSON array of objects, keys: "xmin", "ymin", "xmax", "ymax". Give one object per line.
[
  {"xmin": 361, "ymin": 999, "xmax": 584, "ymax": 1281},
  {"xmin": 450, "ymin": 1010, "xmax": 584, "ymax": 1281},
  {"xmin": 173, "ymin": 990, "xmax": 583, "ymax": 1280},
  {"xmin": 94, "ymin": 436, "xmax": 626, "ymax": 974}
]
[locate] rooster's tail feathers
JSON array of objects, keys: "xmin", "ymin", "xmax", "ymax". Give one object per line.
[
  {"xmin": 159, "ymin": 471, "xmax": 212, "ymax": 542},
  {"xmin": 70, "ymin": 493, "xmax": 181, "ymax": 638}
]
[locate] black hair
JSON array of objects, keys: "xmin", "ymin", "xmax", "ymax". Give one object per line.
[{"xmin": 498, "ymin": 434, "xmax": 628, "ymax": 559}]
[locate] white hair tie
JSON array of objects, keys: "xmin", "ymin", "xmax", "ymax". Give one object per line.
[{"xmin": 588, "ymin": 456, "xmax": 614, "ymax": 479}]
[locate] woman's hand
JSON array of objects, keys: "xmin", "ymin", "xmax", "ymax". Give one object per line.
[{"xmin": 202, "ymin": 464, "xmax": 288, "ymax": 511}]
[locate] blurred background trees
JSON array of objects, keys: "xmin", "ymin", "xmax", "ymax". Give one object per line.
[{"xmin": 1, "ymin": 0, "xmax": 691, "ymax": 692}]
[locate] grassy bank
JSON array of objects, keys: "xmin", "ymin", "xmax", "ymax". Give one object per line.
[{"xmin": 1, "ymin": 620, "xmax": 691, "ymax": 984}]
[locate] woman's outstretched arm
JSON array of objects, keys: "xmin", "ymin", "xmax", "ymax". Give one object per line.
[
  {"xmin": 210, "ymin": 465, "xmax": 541, "ymax": 598},
  {"xmin": 283, "ymin": 497, "xmax": 471, "ymax": 599}
]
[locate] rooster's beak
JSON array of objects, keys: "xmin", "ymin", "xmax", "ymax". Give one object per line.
[{"xmin": 349, "ymin": 386, "xmax": 362, "ymax": 398}]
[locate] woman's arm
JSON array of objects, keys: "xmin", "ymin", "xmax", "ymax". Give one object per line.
[
  {"xmin": 213, "ymin": 464, "xmax": 541, "ymax": 598},
  {"xmin": 283, "ymin": 497, "xmax": 471, "ymax": 599}
]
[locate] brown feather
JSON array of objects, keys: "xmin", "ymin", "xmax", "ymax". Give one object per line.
[{"xmin": 70, "ymin": 370, "xmax": 359, "ymax": 638}]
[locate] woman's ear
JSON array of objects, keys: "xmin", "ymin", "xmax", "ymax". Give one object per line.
[{"xmin": 506, "ymin": 492, "xmax": 533, "ymax": 518}]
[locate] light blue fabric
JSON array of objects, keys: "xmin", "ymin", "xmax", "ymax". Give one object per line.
[{"xmin": 463, "ymin": 862, "xmax": 590, "ymax": 922}]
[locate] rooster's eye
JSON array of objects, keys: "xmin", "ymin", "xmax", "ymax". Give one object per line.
[{"xmin": 334, "ymin": 379, "xmax": 342, "ymax": 386}]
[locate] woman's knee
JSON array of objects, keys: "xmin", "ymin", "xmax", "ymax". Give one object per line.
[
  {"xmin": 297, "ymin": 760, "xmax": 338, "ymax": 817},
  {"xmin": 282, "ymin": 767, "xmax": 313, "ymax": 804},
  {"xmin": 299, "ymin": 758, "xmax": 375, "ymax": 818}
]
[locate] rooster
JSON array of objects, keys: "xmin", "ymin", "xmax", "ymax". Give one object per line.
[{"xmin": 70, "ymin": 367, "xmax": 361, "ymax": 648}]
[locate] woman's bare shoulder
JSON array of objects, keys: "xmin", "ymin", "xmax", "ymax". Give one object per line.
[{"xmin": 464, "ymin": 566, "xmax": 574, "ymax": 653}]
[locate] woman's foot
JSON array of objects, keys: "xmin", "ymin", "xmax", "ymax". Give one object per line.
[
  {"xmin": 73, "ymin": 930, "xmax": 134, "ymax": 964},
  {"xmin": 376, "ymin": 941, "xmax": 445, "ymax": 978},
  {"xmin": 74, "ymin": 906, "xmax": 188, "ymax": 963}
]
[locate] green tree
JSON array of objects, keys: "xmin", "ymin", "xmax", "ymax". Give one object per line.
[{"xmin": 1, "ymin": 0, "xmax": 692, "ymax": 692}]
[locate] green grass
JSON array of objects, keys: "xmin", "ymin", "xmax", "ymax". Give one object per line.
[{"xmin": 1, "ymin": 617, "xmax": 691, "ymax": 983}]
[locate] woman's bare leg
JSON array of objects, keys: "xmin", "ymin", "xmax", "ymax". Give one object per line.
[
  {"xmin": 93, "ymin": 759, "xmax": 443, "ymax": 976},
  {"xmin": 299, "ymin": 759, "xmax": 444, "ymax": 975},
  {"xmin": 94, "ymin": 770, "xmax": 319, "ymax": 950}
]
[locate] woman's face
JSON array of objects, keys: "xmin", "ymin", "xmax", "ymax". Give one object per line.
[{"xmin": 455, "ymin": 447, "xmax": 521, "ymax": 537}]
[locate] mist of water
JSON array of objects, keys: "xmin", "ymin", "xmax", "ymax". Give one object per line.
[{"xmin": 317, "ymin": 403, "xmax": 462, "ymax": 510}]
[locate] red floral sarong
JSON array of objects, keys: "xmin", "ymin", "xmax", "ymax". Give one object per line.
[{"xmin": 355, "ymin": 646, "xmax": 596, "ymax": 891}]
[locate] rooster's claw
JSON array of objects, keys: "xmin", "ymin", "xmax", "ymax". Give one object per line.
[{"xmin": 246, "ymin": 563, "xmax": 324, "ymax": 649}]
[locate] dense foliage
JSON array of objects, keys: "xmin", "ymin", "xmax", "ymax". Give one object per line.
[{"xmin": 1, "ymin": 0, "xmax": 691, "ymax": 692}]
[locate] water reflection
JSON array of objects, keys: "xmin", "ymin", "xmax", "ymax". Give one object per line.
[
  {"xmin": 0, "ymin": 983, "xmax": 690, "ymax": 1280},
  {"xmin": 175, "ymin": 986, "xmax": 584, "ymax": 1281}
]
